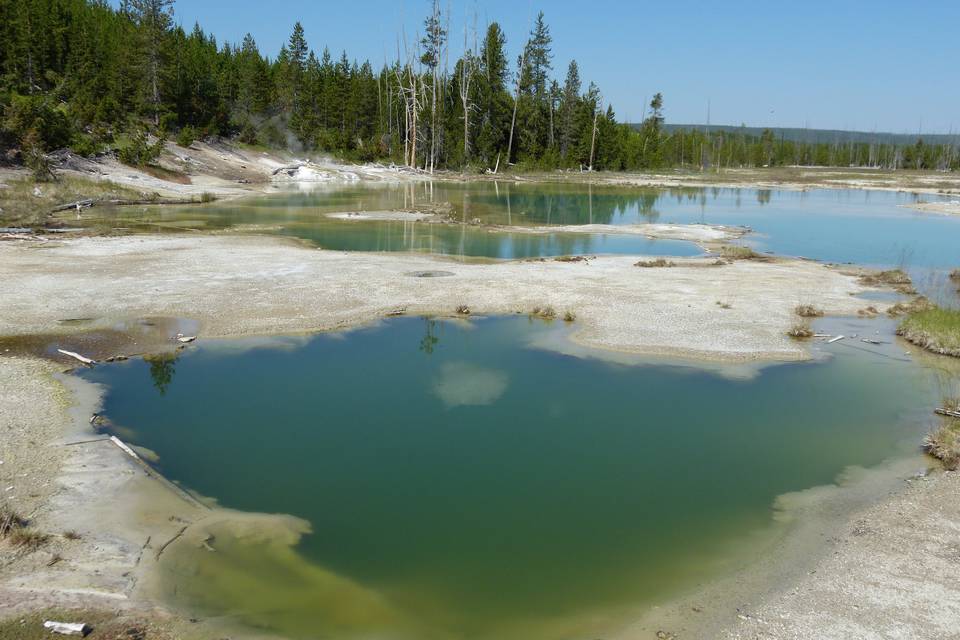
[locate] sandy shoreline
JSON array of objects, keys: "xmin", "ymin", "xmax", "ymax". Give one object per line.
[{"xmin": 0, "ymin": 235, "xmax": 879, "ymax": 364}]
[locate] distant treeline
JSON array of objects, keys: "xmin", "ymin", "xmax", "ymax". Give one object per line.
[{"xmin": 1, "ymin": 0, "xmax": 957, "ymax": 173}]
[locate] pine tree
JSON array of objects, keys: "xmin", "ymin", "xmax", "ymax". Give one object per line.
[
  {"xmin": 124, "ymin": 0, "xmax": 175, "ymax": 125},
  {"xmin": 559, "ymin": 60, "xmax": 581, "ymax": 160}
]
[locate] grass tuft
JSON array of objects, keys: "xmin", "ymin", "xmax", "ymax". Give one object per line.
[
  {"xmin": 719, "ymin": 245, "xmax": 770, "ymax": 261},
  {"xmin": 0, "ymin": 503, "xmax": 26, "ymax": 536},
  {"xmin": 924, "ymin": 419, "xmax": 960, "ymax": 470},
  {"xmin": 795, "ymin": 304, "xmax": 824, "ymax": 318},
  {"xmin": 860, "ymin": 268, "xmax": 916, "ymax": 294},
  {"xmin": 531, "ymin": 306, "xmax": 557, "ymax": 320},
  {"xmin": 563, "ymin": 311, "xmax": 576, "ymax": 322},
  {"xmin": 788, "ymin": 324, "xmax": 814, "ymax": 339},
  {"xmin": 8, "ymin": 528, "xmax": 50, "ymax": 551},
  {"xmin": 635, "ymin": 258, "xmax": 676, "ymax": 268},
  {"xmin": 897, "ymin": 305, "xmax": 960, "ymax": 357},
  {"xmin": 455, "ymin": 305, "xmax": 470, "ymax": 315},
  {"xmin": 949, "ymin": 268, "xmax": 960, "ymax": 282}
]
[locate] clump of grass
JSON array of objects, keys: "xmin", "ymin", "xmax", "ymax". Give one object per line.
[
  {"xmin": 199, "ymin": 192, "xmax": 216, "ymax": 203},
  {"xmin": 897, "ymin": 305, "xmax": 960, "ymax": 357},
  {"xmin": 719, "ymin": 245, "xmax": 770, "ymax": 261},
  {"xmin": 950, "ymin": 268, "xmax": 960, "ymax": 282},
  {"xmin": 795, "ymin": 304, "xmax": 824, "ymax": 318},
  {"xmin": 563, "ymin": 311, "xmax": 576, "ymax": 322},
  {"xmin": 788, "ymin": 324, "xmax": 814, "ymax": 339},
  {"xmin": 887, "ymin": 296, "xmax": 932, "ymax": 317},
  {"xmin": 0, "ymin": 503, "xmax": 26, "ymax": 536},
  {"xmin": 860, "ymin": 268, "xmax": 916, "ymax": 294},
  {"xmin": 1, "ymin": 502, "xmax": 49, "ymax": 551},
  {"xmin": 858, "ymin": 305, "xmax": 880, "ymax": 316},
  {"xmin": 63, "ymin": 530, "xmax": 82, "ymax": 540},
  {"xmin": 715, "ymin": 301, "xmax": 732, "ymax": 309},
  {"xmin": 8, "ymin": 528, "xmax": 50, "ymax": 551},
  {"xmin": 635, "ymin": 258, "xmax": 676, "ymax": 268},
  {"xmin": 554, "ymin": 255, "xmax": 589, "ymax": 263},
  {"xmin": 531, "ymin": 306, "xmax": 557, "ymax": 320},
  {"xmin": 455, "ymin": 305, "xmax": 470, "ymax": 315},
  {"xmin": 923, "ymin": 419, "xmax": 960, "ymax": 470}
]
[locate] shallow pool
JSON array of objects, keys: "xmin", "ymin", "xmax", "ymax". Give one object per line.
[{"xmin": 81, "ymin": 315, "xmax": 940, "ymax": 640}]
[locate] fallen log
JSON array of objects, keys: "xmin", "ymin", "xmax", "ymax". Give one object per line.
[
  {"xmin": 827, "ymin": 335, "xmax": 845, "ymax": 344},
  {"xmin": 50, "ymin": 196, "xmax": 210, "ymax": 213},
  {"xmin": 57, "ymin": 349, "xmax": 96, "ymax": 366},
  {"xmin": 935, "ymin": 408, "xmax": 960, "ymax": 419},
  {"xmin": 50, "ymin": 199, "xmax": 94, "ymax": 213}
]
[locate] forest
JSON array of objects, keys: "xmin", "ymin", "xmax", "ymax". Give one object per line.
[{"xmin": 2, "ymin": 0, "xmax": 958, "ymax": 174}]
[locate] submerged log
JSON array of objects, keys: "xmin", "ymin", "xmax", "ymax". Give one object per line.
[{"xmin": 827, "ymin": 335, "xmax": 845, "ymax": 344}]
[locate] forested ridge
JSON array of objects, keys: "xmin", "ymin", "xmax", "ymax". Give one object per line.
[{"xmin": 2, "ymin": 0, "xmax": 958, "ymax": 174}]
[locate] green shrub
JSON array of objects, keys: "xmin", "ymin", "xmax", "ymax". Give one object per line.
[
  {"xmin": 118, "ymin": 129, "xmax": 165, "ymax": 167},
  {"xmin": 239, "ymin": 121, "xmax": 259, "ymax": 145},
  {"xmin": 176, "ymin": 125, "xmax": 198, "ymax": 148},
  {"xmin": 21, "ymin": 129, "xmax": 56, "ymax": 182},
  {"xmin": 3, "ymin": 93, "xmax": 72, "ymax": 150}
]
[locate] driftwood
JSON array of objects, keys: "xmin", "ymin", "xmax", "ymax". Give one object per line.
[
  {"xmin": 57, "ymin": 349, "xmax": 96, "ymax": 366},
  {"xmin": 109, "ymin": 435, "xmax": 141, "ymax": 461},
  {"xmin": 51, "ymin": 196, "xmax": 208, "ymax": 213},
  {"xmin": 175, "ymin": 333, "xmax": 196, "ymax": 344},
  {"xmin": 935, "ymin": 408, "xmax": 960, "ymax": 419},
  {"xmin": 43, "ymin": 621, "xmax": 90, "ymax": 636},
  {"xmin": 827, "ymin": 335, "xmax": 845, "ymax": 344},
  {"xmin": 50, "ymin": 199, "xmax": 94, "ymax": 213},
  {"xmin": 155, "ymin": 525, "xmax": 189, "ymax": 560}
]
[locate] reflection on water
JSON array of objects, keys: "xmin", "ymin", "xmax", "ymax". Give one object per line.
[
  {"xmin": 81, "ymin": 316, "xmax": 942, "ymax": 640},
  {"xmin": 69, "ymin": 182, "xmax": 960, "ymax": 291}
]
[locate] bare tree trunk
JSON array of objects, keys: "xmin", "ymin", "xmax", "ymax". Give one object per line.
[
  {"xmin": 505, "ymin": 38, "xmax": 527, "ymax": 168},
  {"xmin": 588, "ymin": 101, "xmax": 599, "ymax": 171}
]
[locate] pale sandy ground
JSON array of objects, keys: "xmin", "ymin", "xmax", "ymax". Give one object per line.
[
  {"xmin": 0, "ymin": 357, "xmax": 278, "ymax": 639},
  {"xmin": 905, "ymin": 200, "xmax": 960, "ymax": 216},
  {"xmin": 486, "ymin": 166, "xmax": 960, "ymax": 197},
  {"xmin": 723, "ymin": 468, "xmax": 960, "ymax": 640},
  {"xmin": 326, "ymin": 211, "xmax": 748, "ymax": 244},
  {"xmin": 35, "ymin": 139, "xmax": 426, "ymax": 203},
  {"xmin": 0, "ymin": 235, "xmax": 874, "ymax": 362}
]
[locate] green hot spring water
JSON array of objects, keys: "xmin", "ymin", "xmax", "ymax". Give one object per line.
[{"xmin": 81, "ymin": 316, "xmax": 938, "ymax": 639}]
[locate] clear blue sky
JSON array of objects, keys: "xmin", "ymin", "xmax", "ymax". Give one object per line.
[{"xmin": 140, "ymin": 1, "xmax": 959, "ymax": 133}]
